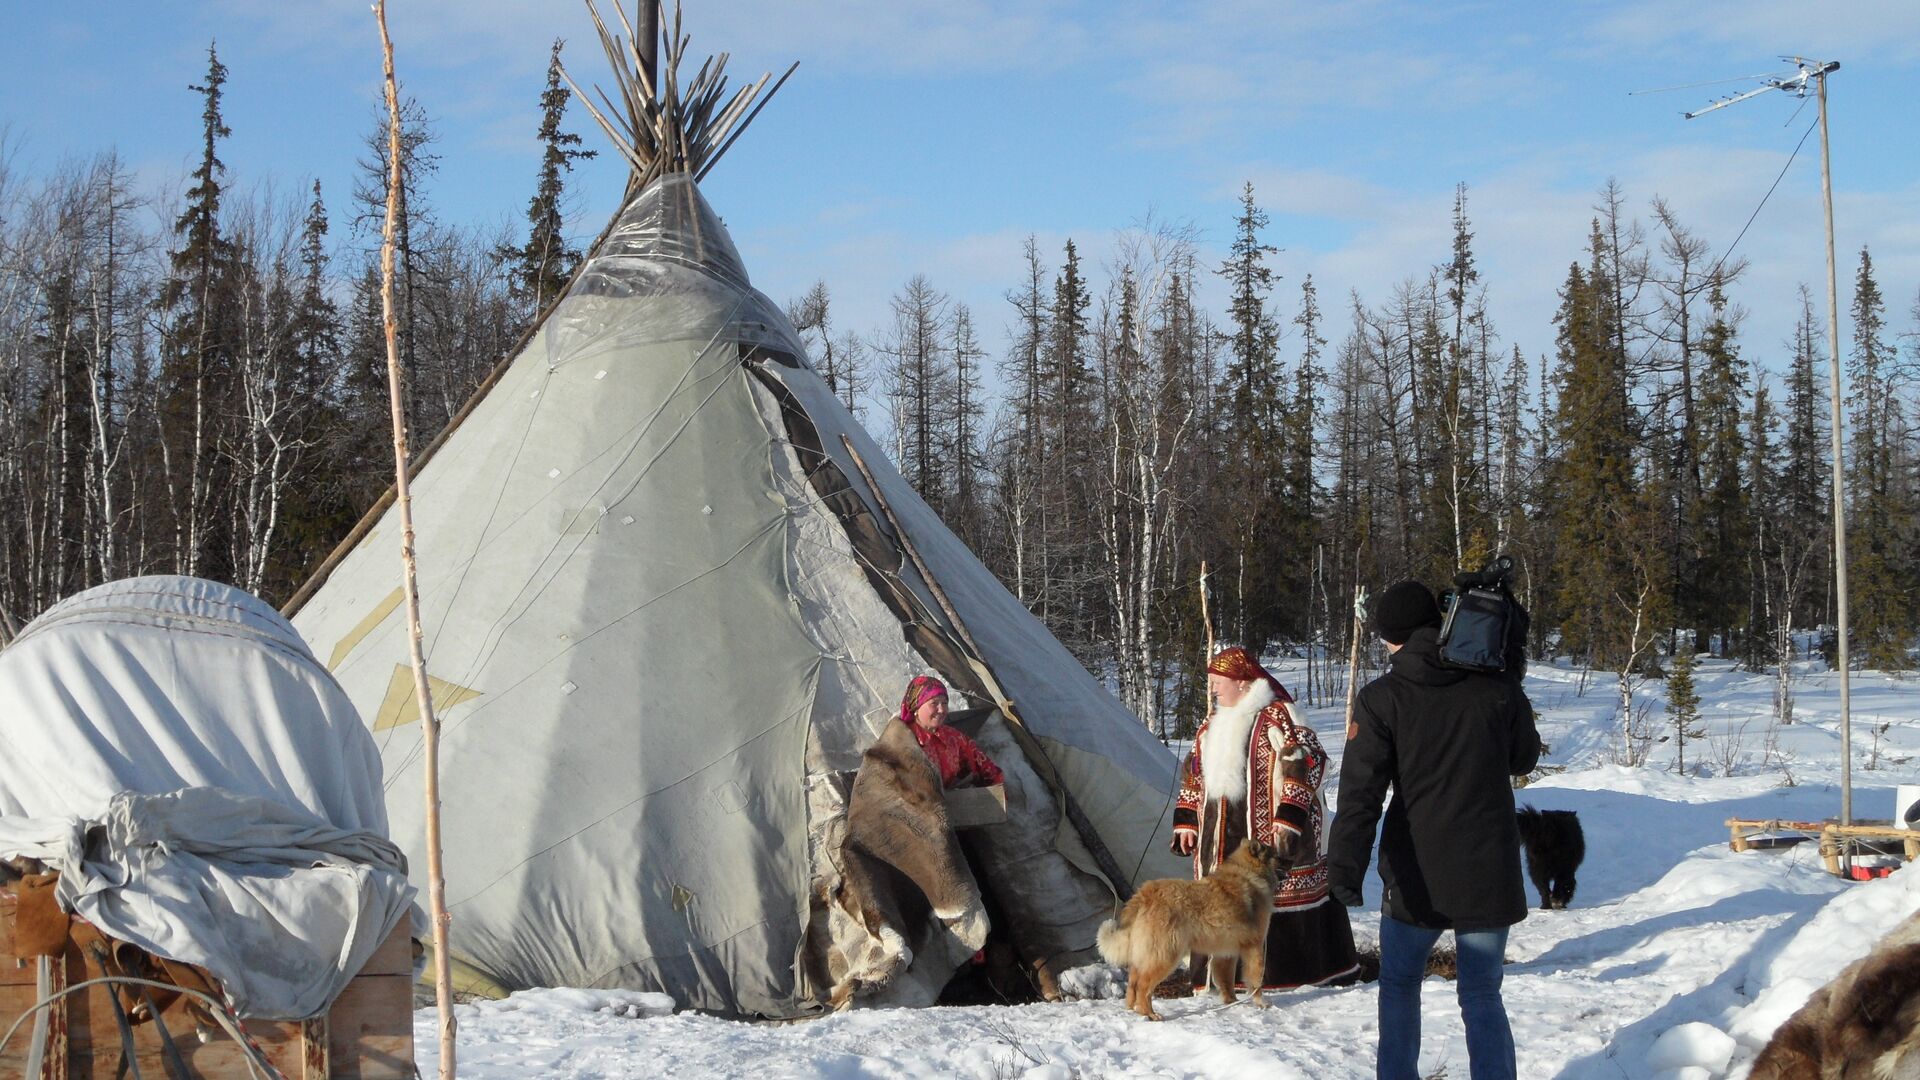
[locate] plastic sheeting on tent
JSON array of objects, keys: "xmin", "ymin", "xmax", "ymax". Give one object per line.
[
  {"xmin": 0, "ymin": 576, "xmax": 416, "ymax": 1019},
  {"xmin": 290, "ymin": 175, "xmax": 1186, "ymax": 1018}
]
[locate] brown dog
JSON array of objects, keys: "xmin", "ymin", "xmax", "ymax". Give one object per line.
[{"xmin": 1096, "ymin": 838, "xmax": 1286, "ymax": 1020}]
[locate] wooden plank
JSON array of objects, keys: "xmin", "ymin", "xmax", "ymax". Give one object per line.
[
  {"xmin": 1824, "ymin": 823, "xmax": 1914, "ymax": 840},
  {"xmin": 1724, "ymin": 817, "xmax": 1826, "ymax": 832},
  {"xmin": 0, "ymin": 894, "xmax": 29, "ymax": 987},
  {"xmin": 0, "ymin": 953, "xmax": 76, "ymax": 1080},
  {"xmin": 43, "ymin": 953, "xmax": 69, "ymax": 1080},
  {"xmin": 303, "ymin": 1014, "xmax": 331, "ymax": 1080},
  {"xmin": 6, "ymin": 903, "xmax": 416, "ymax": 1068},
  {"xmin": 1726, "ymin": 817, "xmax": 1829, "ymax": 854},
  {"xmin": 358, "ymin": 920, "xmax": 415, "ymax": 978},
  {"xmin": 52, "ymin": 979, "xmax": 413, "ymax": 1079},
  {"xmin": 4, "ymin": 896, "xmax": 414, "ymax": 1078},
  {"xmin": 323, "ymin": 974, "xmax": 415, "ymax": 1079}
]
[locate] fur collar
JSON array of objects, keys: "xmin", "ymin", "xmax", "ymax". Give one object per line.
[{"xmin": 1199, "ymin": 679, "xmax": 1275, "ymax": 804}]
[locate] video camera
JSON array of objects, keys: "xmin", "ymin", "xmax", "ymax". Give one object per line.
[{"xmin": 1436, "ymin": 554, "xmax": 1529, "ymax": 677}]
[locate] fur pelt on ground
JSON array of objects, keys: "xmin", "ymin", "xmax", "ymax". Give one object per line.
[
  {"xmin": 824, "ymin": 720, "xmax": 987, "ymax": 1008},
  {"xmin": 1097, "ymin": 838, "xmax": 1288, "ymax": 1020},
  {"xmin": 1749, "ymin": 908, "xmax": 1920, "ymax": 1079},
  {"xmin": 1516, "ymin": 806, "xmax": 1584, "ymax": 910}
]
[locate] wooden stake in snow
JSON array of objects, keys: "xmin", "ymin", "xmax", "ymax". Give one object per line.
[
  {"xmin": 1198, "ymin": 561, "xmax": 1215, "ymax": 732},
  {"xmin": 1344, "ymin": 583, "xmax": 1368, "ymax": 742},
  {"xmin": 1198, "ymin": 561, "xmax": 1214, "ymax": 661},
  {"xmin": 373, "ymin": 4, "xmax": 456, "ymax": 1076}
]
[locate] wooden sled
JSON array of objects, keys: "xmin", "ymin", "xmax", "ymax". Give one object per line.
[
  {"xmin": 1727, "ymin": 816, "xmax": 1920, "ymax": 876},
  {"xmin": 2, "ymin": 876, "xmax": 414, "ymax": 1079}
]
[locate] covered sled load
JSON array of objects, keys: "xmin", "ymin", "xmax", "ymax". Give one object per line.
[
  {"xmin": 0, "ymin": 576, "xmax": 416, "ymax": 1022},
  {"xmin": 285, "ymin": 4, "xmax": 1183, "ymax": 1019}
]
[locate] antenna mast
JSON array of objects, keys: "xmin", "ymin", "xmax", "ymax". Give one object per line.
[{"xmin": 1684, "ymin": 58, "xmax": 1852, "ymax": 836}]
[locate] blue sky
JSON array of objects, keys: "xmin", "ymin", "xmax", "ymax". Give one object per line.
[{"xmin": 5, "ymin": 1, "xmax": 1917, "ymax": 400}]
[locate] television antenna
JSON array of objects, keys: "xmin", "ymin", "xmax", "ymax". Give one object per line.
[{"xmin": 1684, "ymin": 58, "xmax": 1855, "ymax": 840}]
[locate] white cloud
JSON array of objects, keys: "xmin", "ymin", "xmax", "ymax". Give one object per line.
[{"xmin": 1587, "ymin": 1, "xmax": 1920, "ymax": 65}]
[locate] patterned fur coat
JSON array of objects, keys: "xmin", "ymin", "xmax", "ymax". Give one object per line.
[{"xmin": 1171, "ymin": 680, "xmax": 1332, "ymax": 911}]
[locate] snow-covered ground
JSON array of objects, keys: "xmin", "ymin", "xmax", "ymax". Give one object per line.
[{"xmin": 419, "ymin": 658, "xmax": 1920, "ymax": 1079}]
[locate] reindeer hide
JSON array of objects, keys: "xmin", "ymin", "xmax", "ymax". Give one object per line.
[{"xmin": 1750, "ymin": 908, "xmax": 1920, "ymax": 1079}]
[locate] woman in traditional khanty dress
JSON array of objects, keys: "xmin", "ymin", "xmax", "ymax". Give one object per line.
[{"xmin": 1171, "ymin": 647, "xmax": 1360, "ymax": 990}]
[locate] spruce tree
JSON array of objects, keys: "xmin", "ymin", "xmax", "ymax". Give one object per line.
[
  {"xmin": 1220, "ymin": 183, "xmax": 1281, "ymax": 428},
  {"xmin": 1780, "ymin": 287, "xmax": 1829, "ymax": 631},
  {"xmin": 159, "ymin": 41, "xmax": 239, "ymax": 579},
  {"xmin": 1437, "ymin": 186, "xmax": 1487, "ymax": 569},
  {"xmin": 1051, "ymin": 239, "xmax": 1092, "ymax": 417},
  {"xmin": 1547, "ymin": 224, "xmax": 1642, "ymax": 668},
  {"xmin": 950, "ymin": 303, "xmax": 987, "ymax": 544},
  {"xmin": 1215, "ymin": 183, "xmax": 1288, "ymax": 647},
  {"xmin": 1743, "ymin": 367, "xmax": 1777, "ymax": 671},
  {"xmin": 1283, "ymin": 275, "xmax": 1327, "ymax": 644},
  {"xmin": 294, "ymin": 181, "xmax": 340, "ymax": 392},
  {"xmin": 1045, "ymin": 240, "xmax": 1095, "ymax": 647},
  {"xmin": 268, "ymin": 179, "xmax": 351, "ymax": 595},
  {"xmin": 511, "ymin": 40, "xmax": 595, "ymax": 316},
  {"xmin": 1689, "ymin": 272, "xmax": 1750, "ymax": 656},
  {"xmin": 1845, "ymin": 247, "xmax": 1912, "ymax": 668},
  {"xmin": 1666, "ymin": 647, "xmax": 1705, "ymax": 773}
]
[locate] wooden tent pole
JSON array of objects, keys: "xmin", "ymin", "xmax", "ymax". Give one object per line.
[
  {"xmin": 637, "ymin": 0, "xmax": 659, "ymax": 100},
  {"xmin": 839, "ymin": 437, "xmax": 984, "ymax": 663},
  {"xmin": 839, "ymin": 436, "xmax": 1135, "ymax": 897},
  {"xmin": 374, "ymin": 5, "xmax": 455, "ymax": 1077}
]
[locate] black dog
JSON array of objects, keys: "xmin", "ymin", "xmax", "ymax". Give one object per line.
[{"xmin": 1515, "ymin": 806, "xmax": 1584, "ymax": 910}]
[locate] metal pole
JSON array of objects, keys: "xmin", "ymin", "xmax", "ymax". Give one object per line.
[{"xmin": 1816, "ymin": 66, "xmax": 1852, "ymax": 830}]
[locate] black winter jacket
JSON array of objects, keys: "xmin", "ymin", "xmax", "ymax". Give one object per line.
[{"xmin": 1327, "ymin": 626, "xmax": 1540, "ymax": 931}]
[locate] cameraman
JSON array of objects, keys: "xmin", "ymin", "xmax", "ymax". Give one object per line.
[{"xmin": 1327, "ymin": 580, "xmax": 1540, "ymax": 1080}]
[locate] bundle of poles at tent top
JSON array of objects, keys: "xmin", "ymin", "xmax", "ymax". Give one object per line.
[{"xmin": 561, "ymin": 0, "xmax": 797, "ymax": 198}]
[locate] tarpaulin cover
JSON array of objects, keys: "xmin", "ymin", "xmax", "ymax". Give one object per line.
[{"xmin": 0, "ymin": 576, "xmax": 415, "ymax": 1018}]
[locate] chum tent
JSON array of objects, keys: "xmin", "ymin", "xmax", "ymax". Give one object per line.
[{"xmin": 285, "ymin": 6, "xmax": 1184, "ymax": 1019}]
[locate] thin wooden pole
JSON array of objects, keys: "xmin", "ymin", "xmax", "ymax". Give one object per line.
[
  {"xmin": 1815, "ymin": 66, "xmax": 1852, "ymax": 831},
  {"xmin": 1199, "ymin": 561, "xmax": 1214, "ymax": 660},
  {"xmin": 373, "ymin": 5, "xmax": 455, "ymax": 1076},
  {"xmin": 1198, "ymin": 561, "xmax": 1214, "ymax": 731},
  {"xmin": 637, "ymin": 0, "xmax": 659, "ymax": 101},
  {"xmin": 1343, "ymin": 581, "xmax": 1368, "ymax": 742}
]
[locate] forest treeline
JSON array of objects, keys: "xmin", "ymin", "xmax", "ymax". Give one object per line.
[{"xmin": 3, "ymin": 44, "xmax": 1915, "ymax": 741}]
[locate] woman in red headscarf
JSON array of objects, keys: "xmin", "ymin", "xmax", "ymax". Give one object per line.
[
  {"xmin": 1171, "ymin": 646, "xmax": 1359, "ymax": 991},
  {"xmin": 898, "ymin": 675, "xmax": 1003, "ymax": 789}
]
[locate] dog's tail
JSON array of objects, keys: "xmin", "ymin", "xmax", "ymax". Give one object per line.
[
  {"xmin": 1516, "ymin": 804, "xmax": 1539, "ymax": 841},
  {"xmin": 1096, "ymin": 917, "xmax": 1132, "ymax": 966}
]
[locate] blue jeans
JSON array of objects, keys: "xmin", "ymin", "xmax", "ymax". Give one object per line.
[{"xmin": 1377, "ymin": 916, "xmax": 1514, "ymax": 1080}]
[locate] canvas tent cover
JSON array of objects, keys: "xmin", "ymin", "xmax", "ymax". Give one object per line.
[
  {"xmin": 292, "ymin": 176, "xmax": 1186, "ymax": 1018},
  {"xmin": 0, "ymin": 576, "xmax": 415, "ymax": 1019}
]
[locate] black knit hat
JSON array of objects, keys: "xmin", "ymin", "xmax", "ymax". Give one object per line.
[{"xmin": 1374, "ymin": 580, "xmax": 1441, "ymax": 645}]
